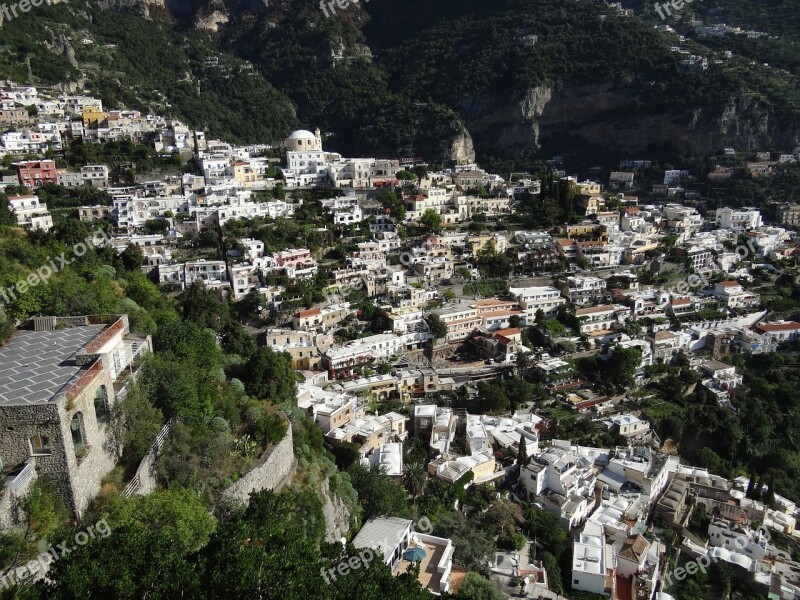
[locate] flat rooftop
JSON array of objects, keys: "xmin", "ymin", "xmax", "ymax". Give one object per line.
[
  {"xmin": 352, "ymin": 516, "xmax": 412, "ymax": 563},
  {"xmin": 0, "ymin": 325, "xmax": 105, "ymax": 406}
]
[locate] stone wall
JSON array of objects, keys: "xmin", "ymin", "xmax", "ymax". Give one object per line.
[
  {"xmin": 60, "ymin": 368, "xmax": 119, "ymax": 518},
  {"xmin": 223, "ymin": 421, "xmax": 296, "ymax": 504}
]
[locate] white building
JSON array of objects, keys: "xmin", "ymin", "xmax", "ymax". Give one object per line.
[
  {"xmin": 323, "ymin": 333, "xmax": 404, "ymax": 374},
  {"xmin": 7, "ymin": 194, "xmax": 52, "ymax": 231},
  {"xmin": 561, "ymin": 276, "xmax": 608, "ymax": 306},
  {"xmin": 571, "ymin": 521, "xmax": 613, "ymax": 595},
  {"xmin": 509, "ymin": 286, "xmax": 567, "ymax": 320},
  {"xmin": 716, "ymin": 207, "xmax": 762, "ymax": 231}
]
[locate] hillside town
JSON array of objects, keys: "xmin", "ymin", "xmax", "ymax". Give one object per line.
[{"xmin": 3, "ymin": 80, "xmax": 800, "ymax": 599}]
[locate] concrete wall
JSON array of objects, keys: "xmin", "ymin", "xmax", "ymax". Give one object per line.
[{"xmin": 223, "ymin": 421, "xmax": 296, "ymax": 504}]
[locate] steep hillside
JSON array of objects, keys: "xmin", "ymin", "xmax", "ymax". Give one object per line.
[
  {"xmin": 2, "ymin": 0, "xmax": 800, "ymax": 167},
  {"xmin": 0, "ymin": 1, "xmax": 297, "ymax": 142}
]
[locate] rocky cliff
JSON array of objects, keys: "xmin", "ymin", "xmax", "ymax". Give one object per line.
[{"xmin": 459, "ymin": 82, "xmax": 800, "ymax": 159}]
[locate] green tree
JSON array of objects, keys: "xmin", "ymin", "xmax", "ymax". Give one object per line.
[
  {"xmin": 419, "ymin": 209, "xmax": 442, "ymax": 231},
  {"xmin": 44, "ymin": 491, "xmax": 215, "ymax": 599},
  {"xmin": 425, "ymin": 314, "xmax": 448, "ymax": 339},
  {"xmin": 403, "ymin": 462, "xmax": 427, "ymax": 503},
  {"xmin": 111, "ymin": 381, "xmax": 165, "ymax": 469},
  {"xmin": 527, "ymin": 508, "xmax": 567, "ymax": 556},
  {"xmin": 376, "ymin": 189, "xmax": 406, "ymax": 221},
  {"xmin": 347, "ymin": 463, "xmax": 409, "ymax": 518},
  {"xmin": 242, "ymin": 347, "xmax": 298, "ymax": 407},
  {"xmin": 518, "ymin": 434, "xmax": 529, "ymax": 470},
  {"xmin": 457, "ymin": 572, "xmax": 505, "ymax": 600},
  {"xmin": 178, "ymin": 282, "xmax": 230, "ymax": 331},
  {"xmin": 477, "ymin": 381, "xmax": 509, "ymax": 413},
  {"xmin": 141, "ymin": 356, "xmax": 211, "ymax": 422},
  {"xmin": 475, "ymin": 247, "xmax": 511, "ymax": 278},
  {"xmin": 0, "ymin": 193, "xmax": 17, "ymax": 226},
  {"xmin": 603, "ymin": 346, "xmax": 642, "ymax": 391},
  {"xmin": 434, "ymin": 511, "xmax": 495, "ymax": 574},
  {"xmin": 119, "ymin": 244, "xmax": 144, "ymax": 271}
]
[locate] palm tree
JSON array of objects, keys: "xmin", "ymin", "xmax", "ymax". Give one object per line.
[{"xmin": 404, "ymin": 462, "xmax": 427, "ymax": 503}]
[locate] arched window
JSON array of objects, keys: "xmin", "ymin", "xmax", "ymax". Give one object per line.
[
  {"xmin": 94, "ymin": 386, "xmax": 109, "ymax": 423},
  {"xmin": 71, "ymin": 412, "xmax": 86, "ymax": 453}
]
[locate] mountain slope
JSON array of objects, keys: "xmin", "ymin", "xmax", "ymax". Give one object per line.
[{"xmin": 3, "ymin": 0, "xmax": 800, "ymax": 167}]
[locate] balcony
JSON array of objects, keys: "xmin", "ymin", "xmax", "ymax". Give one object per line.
[{"xmin": 111, "ymin": 339, "xmax": 150, "ymax": 380}]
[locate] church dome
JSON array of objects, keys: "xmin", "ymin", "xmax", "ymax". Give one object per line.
[{"xmin": 287, "ymin": 129, "xmax": 317, "ymax": 140}]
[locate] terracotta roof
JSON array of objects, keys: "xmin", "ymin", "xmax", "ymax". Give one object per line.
[
  {"xmin": 474, "ymin": 298, "xmax": 516, "ymax": 308},
  {"xmin": 296, "ymin": 308, "xmax": 321, "ymax": 318},
  {"xmin": 575, "ymin": 305, "xmax": 615, "ymax": 316},
  {"xmin": 618, "ymin": 535, "xmax": 648, "ymax": 563},
  {"xmin": 671, "ymin": 298, "xmax": 691, "ymax": 306},
  {"xmin": 755, "ymin": 322, "xmax": 800, "ymax": 333},
  {"xmin": 719, "ymin": 281, "xmax": 740, "ymax": 287},
  {"xmin": 495, "ymin": 327, "xmax": 521, "ymax": 336}
]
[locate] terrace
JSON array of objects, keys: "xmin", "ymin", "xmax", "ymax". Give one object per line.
[{"xmin": 392, "ymin": 533, "xmax": 454, "ymax": 596}]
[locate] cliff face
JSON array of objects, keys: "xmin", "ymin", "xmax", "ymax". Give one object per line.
[
  {"xmin": 459, "ymin": 82, "xmax": 800, "ymax": 158},
  {"xmin": 320, "ymin": 479, "xmax": 351, "ymax": 543}
]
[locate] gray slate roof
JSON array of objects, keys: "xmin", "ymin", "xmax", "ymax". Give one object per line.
[{"xmin": 0, "ymin": 326, "xmax": 105, "ymax": 406}]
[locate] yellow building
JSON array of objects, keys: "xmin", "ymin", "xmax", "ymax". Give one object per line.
[{"xmin": 82, "ymin": 106, "xmax": 106, "ymax": 127}]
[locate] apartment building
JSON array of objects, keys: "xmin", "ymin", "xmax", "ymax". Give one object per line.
[
  {"xmin": 261, "ymin": 329, "xmax": 326, "ymax": 370},
  {"xmin": 571, "ymin": 522, "xmax": 614, "ymax": 596},
  {"xmin": 7, "ymin": 194, "xmax": 53, "ymax": 231},
  {"xmin": 78, "ymin": 206, "xmax": 113, "ymax": 223},
  {"xmin": 13, "ymin": 159, "xmax": 58, "ymax": 188},
  {"xmin": 322, "ymin": 333, "xmax": 404, "ymax": 377},
  {"xmin": 472, "ymin": 298, "xmax": 525, "ymax": 331},
  {"xmin": 272, "ymin": 248, "xmax": 318, "ymax": 280},
  {"xmin": 715, "ymin": 207, "xmax": 762, "ymax": 231},
  {"xmin": 293, "ymin": 303, "xmax": 352, "ymax": 332},
  {"xmin": 297, "ymin": 383, "xmax": 359, "ymax": 434},
  {"xmin": 575, "ymin": 305, "xmax": 618, "ymax": 335},
  {"xmin": 753, "ymin": 321, "xmax": 800, "ymax": 343},
  {"xmin": 560, "ymin": 276, "xmax": 608, "ymax": 306},
  {"xmin": 713, "ymin": 281, "xmax": 760, "ymax": 309},
  {"xmin": 184, "ymin": 260, "xmax": 229, "ymax": 290},
  {"xmin": 352, "ymin": 517, "xmax": 457, "ymax": 595},
  {"xmin": 430, "ymin": 304, "xmax": 482, "ymax": 343},
  {"xmin": 509, "ymin": 286, "xmax": 566, "ymax": 320},
  {"xmin": 228, "ymin": 263, "xmax": 263, "ymax": 301},
  {"xmin": 778, "ymin": 203, "xmax": 800, "ymax": 226}
]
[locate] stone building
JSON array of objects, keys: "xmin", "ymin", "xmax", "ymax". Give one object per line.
[{"xmin": 0, "ymin": 315, "xmax": 151, "ymax": 526}]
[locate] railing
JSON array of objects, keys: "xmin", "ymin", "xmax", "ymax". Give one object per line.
[
  {"xmin": 121, "ymin": 474, "xmax": 140, "ymax": 498},
  {"xmin": 65, "ymin": 360, "xmax": 104, "ymax": 403},
  {"xmin": 151, "ymin": 416, "xmax": 178, "ymax": 454},
  {"xmin": 120, "ymin": 417, "xmax": 178, "ymax": 498},
  {"xmin": 9, "ymin": 462, "xmax": 35, "ymax": 496},
  {"xmin": 111, "ymin": 340, "xmax": 150, "ymax": 380}
]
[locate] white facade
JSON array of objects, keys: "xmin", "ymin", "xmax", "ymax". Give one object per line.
[
  {"xmin": 716, "ymin": 207, "xmax": 762, "ymax": 231},
  {"xmin": 7, "ymin": 195, "xmax": 52, "ymax": 231},
  {"xmin": 572, "ymin": 521, "xmax": 612, "ymax": 595},
  {"xmin": 510, "ymin": 286, "xmax": 566, "ymax": 319}
]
